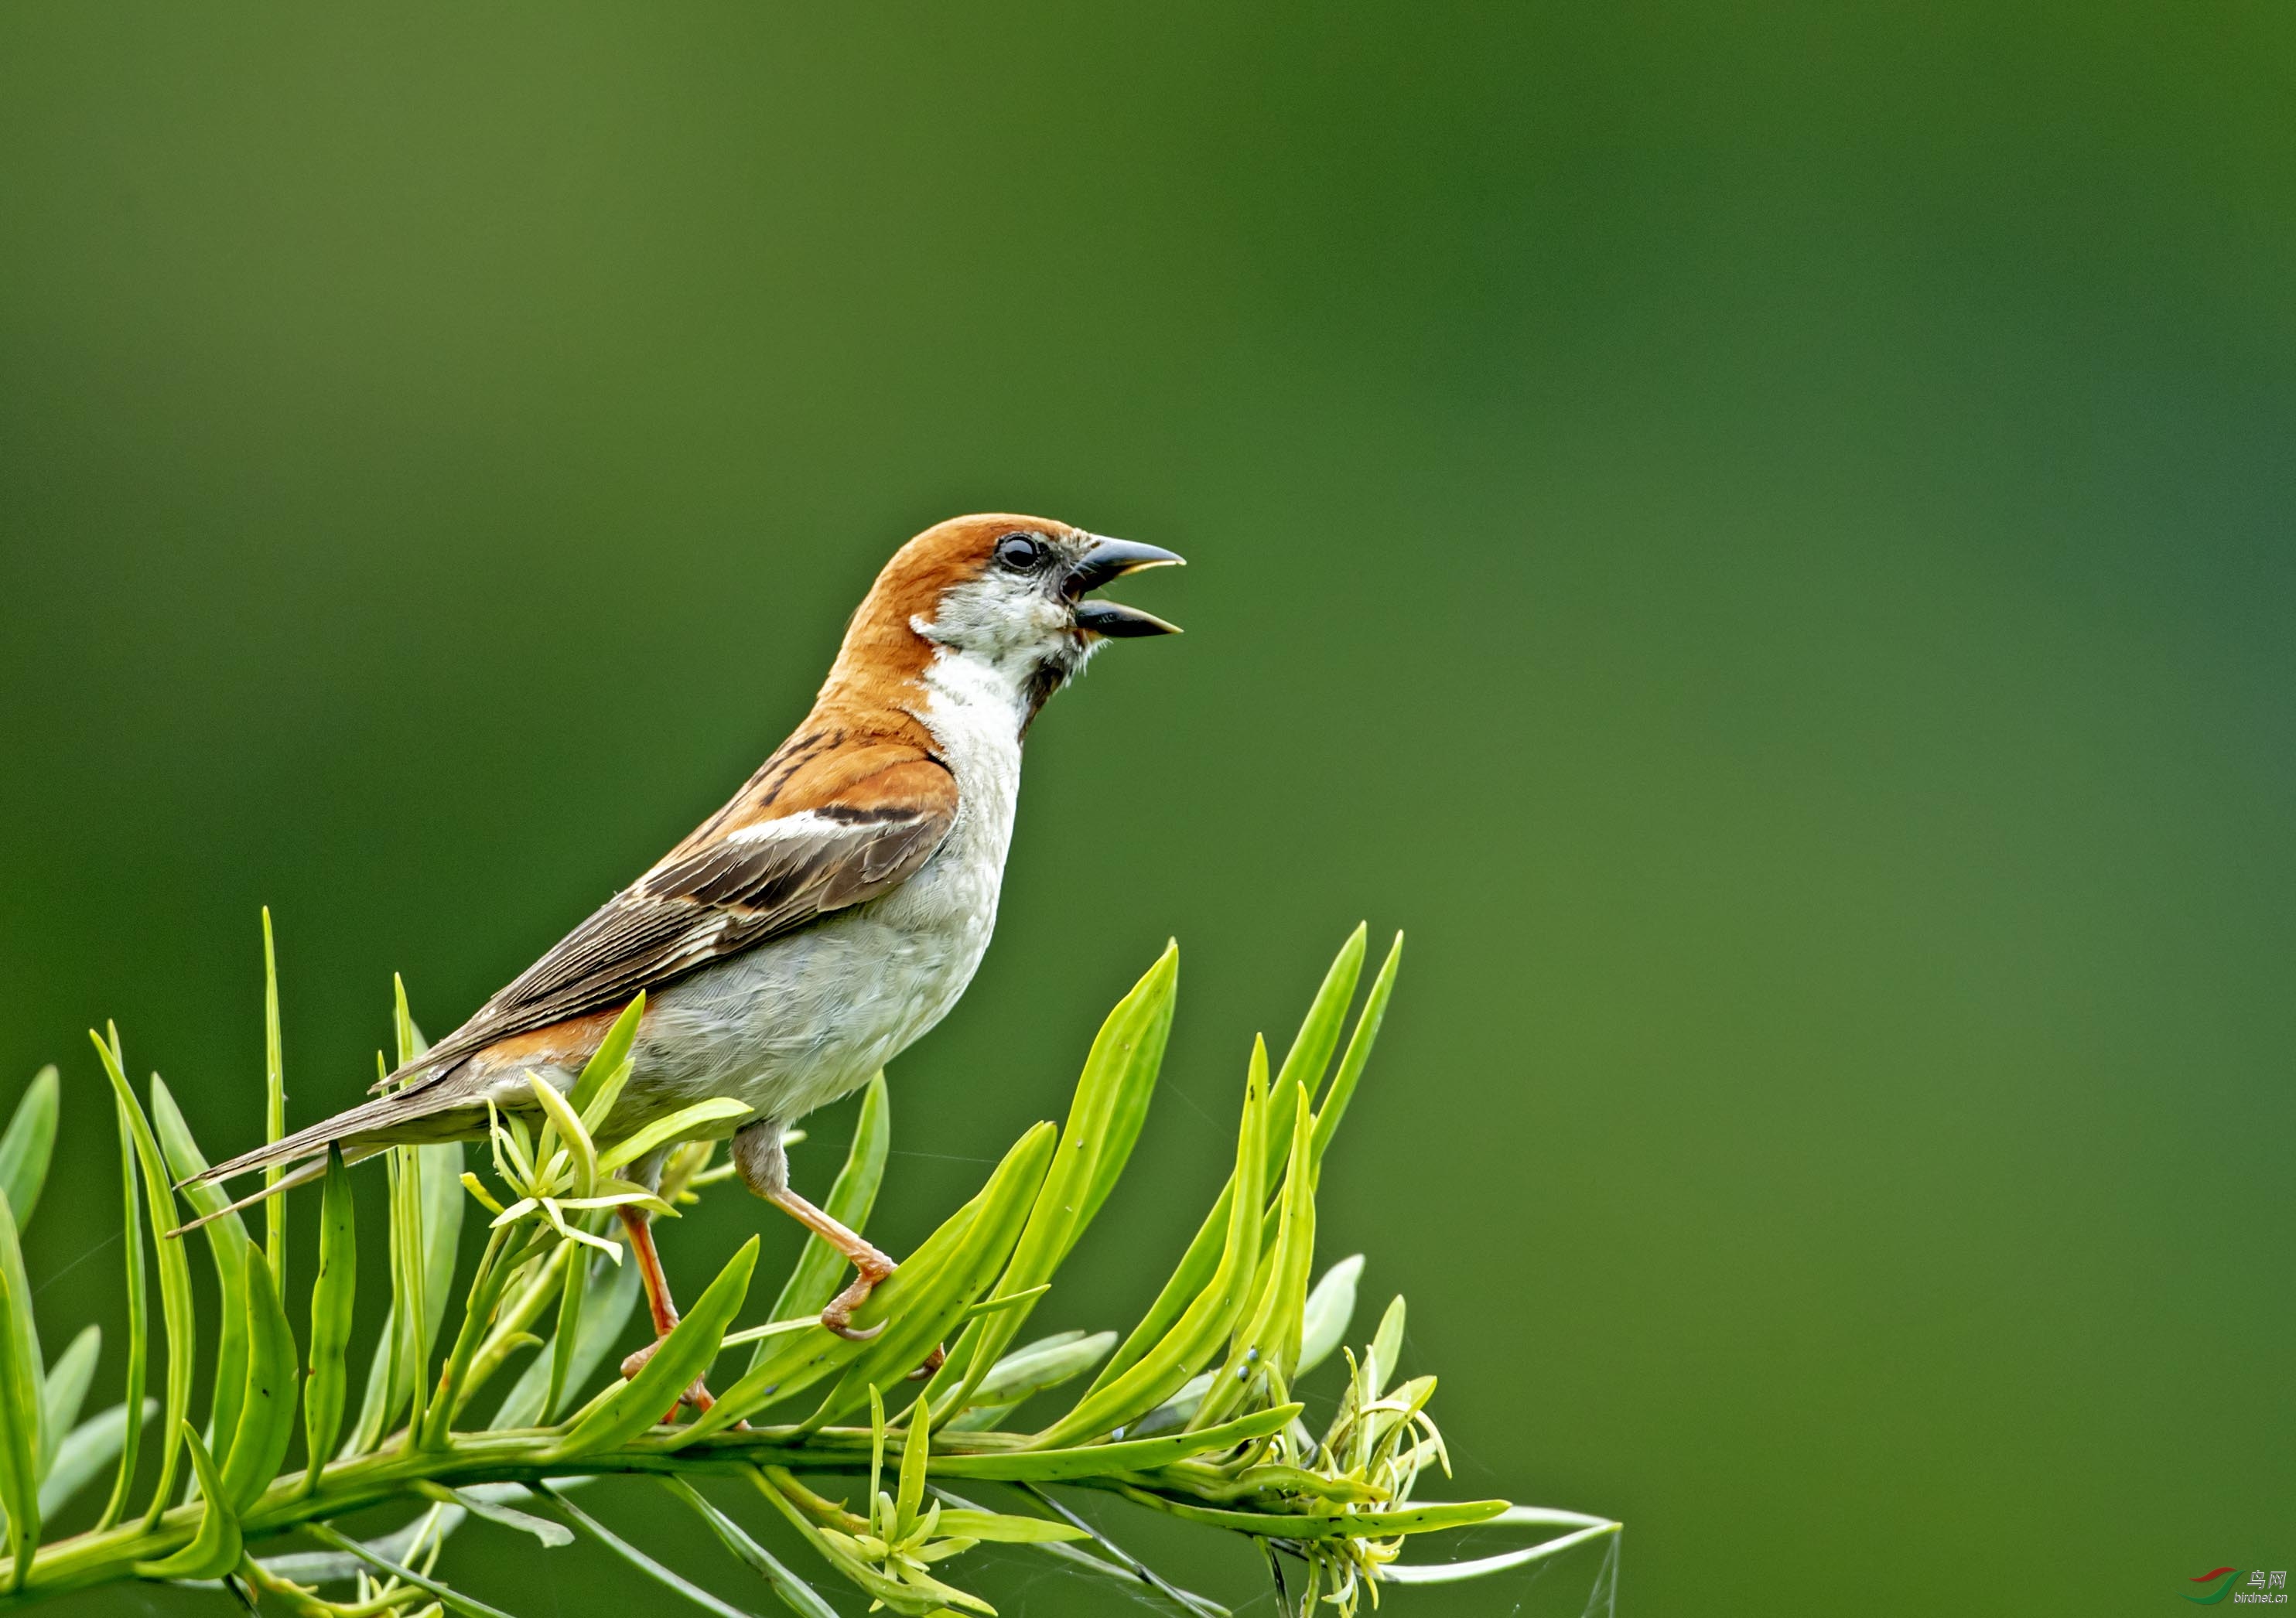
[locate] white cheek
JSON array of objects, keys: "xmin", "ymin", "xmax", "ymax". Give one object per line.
[{"xmin": 913, "ymin": 576, "xmax": 1070, "ymax": 673}]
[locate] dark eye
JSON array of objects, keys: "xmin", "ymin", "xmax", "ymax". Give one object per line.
[{"xmin": 994, "ymin": 533, "xmax": 1044, "ymax": 571}]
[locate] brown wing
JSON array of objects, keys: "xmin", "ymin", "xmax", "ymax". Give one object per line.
[{"xmin": 383, "ymin": 743, "xmax": 957, "ymax": 1087}]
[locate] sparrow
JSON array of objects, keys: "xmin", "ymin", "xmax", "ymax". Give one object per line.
[{"xmin": 191, "ymin": 514, "xmax": 1181, "ymax": 1388}]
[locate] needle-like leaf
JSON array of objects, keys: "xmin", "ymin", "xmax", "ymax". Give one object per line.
[
  {"xmin": 96, "ymin": 1074, "xmax": 146, "ymax": 1534},
  {"xmin": 0, "ymin": 1190, "xmax": 44, "ymax": 1582},
  {"xmin": 36, "ymin": 1327, "xmax": 97, "ymax": 1483},
  {"xmin": 149, "ymin": 1077, "xmax": 251, "ymax": 1483},
  {"xmin": 595, "ymin": 1098, "xmax": 753, "ymax": 1176},
  {"xmin": 492, "ymin": 1244, "xmax": 640, "ymax": 1429},
  {"xmin": 556, "ymin": 1236, "xmax": 757, "ymax": 1456},
  {"xmin": 541, "ymin": 1483, "xmax": 767, "ymax": 1618},
  {"xmin": 930, "ymin": 947, "xmax": 1176, "ymax": 1425},
  {"xmin": 0, "ymin": 1070, "xmax": 59, "ymax": 1231},
  {"xmin": 260, "ymin": 909, "xmax": 287, "ymax": 1287},
  {"xmin": 417, "ymin": 1480, "xmax": 574, "ymax": 1548},
  {"xmin": 302, "ymin": 1148, "xmax": 355, "ymax": 1478},
  {"xmin": 1307, "ymin": 932, "xmax": 1401, "ymax": 1173},
  {"xmin": 1033, "ymin": 1040, "xmax": 1269, "ymax": 1448},
  {"xmin": 218, "ymin": 1250, "xmax": 298, "ymax": 1510},
  {"xmin": 303, "ymin": 1521, "xmax": 519, "ymax": 1618},
  {"xmin": 89, "ymin": 1031, "xmax": 193, "ymax": 1525},
  {"xmin": 129, "ymin": 1426, "xmax": 238, "ymax": 1579},
  {"xmin": 1374, "ymin": 1506, "xmax": 1621, "ymax": 1585},
  {"xmin": 660, "ymin": 1476, "xmax": 842, "ymax": 1618},
  {"xmin": 39, "ymin": 1400, "xmax": 155, "ymax": 1520}
]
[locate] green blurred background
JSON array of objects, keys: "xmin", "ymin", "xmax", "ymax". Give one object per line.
[{"xmin": 3, "ymin": 3, "xmax": 2292, "ymax": 1613}]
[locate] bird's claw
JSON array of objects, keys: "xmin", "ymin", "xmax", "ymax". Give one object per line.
[
  {"xmin": 618, "ymin": 1338, "xmax": 716, "ymax": 1419},
  {"xmin": 904, "ymin": 1343, "xmax": 948, "ymax": 1382},
  {"xmin": 818, "ymin": 1251, "xmax": 898, "ymax": 1342}
]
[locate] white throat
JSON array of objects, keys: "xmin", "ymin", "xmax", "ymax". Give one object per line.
[{"xmin": 915, "ymin": 645, "xmax": 1029, "ymax": 804}]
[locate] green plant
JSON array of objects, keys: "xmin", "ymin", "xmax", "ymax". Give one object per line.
[{"xmin": 0, "ymin": 920, "xmax": 1619, "ymax": 1616}]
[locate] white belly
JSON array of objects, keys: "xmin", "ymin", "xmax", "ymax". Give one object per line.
[{"xmin": 617, "ymin": 647, "xmax": 1025, "ymax": 1132}]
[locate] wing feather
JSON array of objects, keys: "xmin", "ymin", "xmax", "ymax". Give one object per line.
[{"xmin": 378, "ymin": 747, "xmax": 957, "ymax": 1088}]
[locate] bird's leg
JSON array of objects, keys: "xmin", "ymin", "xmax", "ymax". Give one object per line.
[
  {"xmin": 735, "ymin": 1118, "xmax": 911, "ymax": 1349},
  {"xmin": 614, "ymin": 1160, "xmax": 714, "ymax": 1416},
  {"xmin": 764, "ymin": 1185, "xmax": 898, "ymax": 1341}
]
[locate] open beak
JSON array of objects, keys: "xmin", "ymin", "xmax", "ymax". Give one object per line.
[{"xmin": 1068, "ymin": 535, "xmax": 1184, "ymax": 637}]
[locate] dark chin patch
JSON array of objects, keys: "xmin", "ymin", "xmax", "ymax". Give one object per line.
[{"xmin": 1018, "ymin": 640, "xmax": 1085, "ymax": 738}]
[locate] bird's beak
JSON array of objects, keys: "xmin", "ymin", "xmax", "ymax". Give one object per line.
[{"xmin": 1068, "ymin": 535, "xmax": 1184, "ymax": 637}]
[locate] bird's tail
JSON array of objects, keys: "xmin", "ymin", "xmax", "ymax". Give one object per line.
[{"xmin": 178, "ymin": 1074, "xmax": 479, "ymax": 1202}]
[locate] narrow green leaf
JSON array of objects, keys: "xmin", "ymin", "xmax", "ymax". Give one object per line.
[
  {"xmin": 541, "ymin": 1482, "xmax": 767, "ymax": 1618},
  {"xmin": 89, "ymin": 1030, "xmax": 193, "ymax": 1526},
  {"xmin": 453, "ymin": 1238, "xmax": 571, "ymax": 1420},
  {"xmin": 1273, "ymin": 923, "xmax": 1365, "ymax": 1114},
  {"xmin": 569, "ymin": 992, "xmax": 647, "ymax": 1118},
  {"xmin": 360, "ymin": 1134, "xmax": 465, "ymax": 1451},
  {"xmin": 930, "ymin": 1509, "xmax": 1088, "ymax": 1544},
  {"xmin": 1308, "ymin": 931, "xmax": 1401, "ymax": 1173},
  {"xmin": 933, "ymin": 947, "xmax": 1176, "ymax": 1424},
  {"xmin": 1084, "ymin": 931, "xmax": 1367, "ymax": 1404},
  {"xmin": 962, "ymin": 1282, "xmax": 1050, "ymax": 1319},
  {"xmin": 764, "ymin": 1074, "xmax": 888, "ymax": 1333},
  {"xmin": 261, "ymin": 908, "xmax": 287, "ymax": 1286},
  {"xmin": 0, "ymin": 1191, "xmax": 43, "ymax": 1582},
  {"xmin": 545, "ymin": 1234, "xmax": 590, "ymax": 1424},
  {"xmin": 893, "ymin": 1384, "xmax": 929, "ymax": 1534},
  {"xmin": 1367, "ymin": 1294, "xmax": 1406, "ymax": 1402},
  {"xmin": 689, "ymin": 1123, "xmax": 1055, "ymax": 1440},
  {"xmin": 419, "ymin": 1480, "xmax": 575, "ymax": 1547},
  {"xmin": 1085, "ymin": 1185, "xmax": 1232, "ymax": 1401},
  {"xmin": 96, "ymin": 1080, "xmax": 146, "ymax": 1532},
  {"xmin": 37, "ymin": 1326, "xmax": 98, "ymax": 1480},
  {"xmin": 806, "ymin": 1122, "xmax": 1055, "ymax": 1432},
  {"xmin": 1376, "ymin": 1509, "xmax": 1621, "ymax": 1586},
  {"xmin": 1033, "ymin": 1042, "xmax": 1269, "ymax": 1448},
  {"xmin": 414, "ymin": 1138, "xmax": 467, "ymax": 1411},
  {"xmin": 1297, "ymin": 1254, "xmax": 1363, "ymax": 1377},
  {"xmin": 557, "ymin": 1236, "xmax": 757, "ymax": 1456},
  {"xmin": 391, "ymin": 1146, "xmax": 426, "ymax": 1442},
  {"xmin": 931, "ymin": 1404, "xmax": 1300, "ymax": 1483},
  {"xmin": 1194, "ymin": 1081, "xmax": 1317, "ymax": 1429},
  {"xmin": 747, "ymin": 1466, "xmax": 956, "ymax": 1615},
  {"xmin": 595, "ymin": 1097, "xmax": 753, "ymax": 1175},
  {"xmin": 966, "ymin": 1330, "xmax": 1116, "ymax": 1411},
  {"xmin": 40, "ymin": 1399, "xmax": 155, "ymax": 1519},
  {"xmin": 1070, "ymin": 941, "xmax": 1180, "ymax": 1245},
  {"xmin": 150, "ymin": 1075, "xmax": 251, "ymax": 1478},
  {"xmin": 949, "ymin": 1483, "xmax": 1232, "ymax": 1618},
  {"xmin": 302, "ymin": 1147, "xmax": 355, "ymax": 1480},
  {"xmin": 1115, "ymin": 1487, "xmax": 1508, "ymax": 1541},
  {"xmin": 304, "ymin": 1521, "xmax": 518, "ymax": 1618},
  {"xmin": 132, "ymin": 1426, "xmax": 239, "ymax": 1579},
  {"xmin": 343, "ymin": 1309, "xmax": 395, "ymax": 1456},
  {"xmin": 526, "ymin": 1074, "xmax": 598, "ymax": 1196},
  {"xmin": 219, "ymin": 1249, "xmax": 298, "ymax": 1510},
  {"xmin": 660, "ymin": 1475, "xmax": 843, "ymax": 1618},
  {"xmin": 493, "ymin": 1243, "xmax": 639, "ymax": 1429},
  {"xmin": 0, "ymin": 1069, "xmax": 59, "ymax": 1230},
  {"xmin": 393, "ymin": 972, "xmax": 424, "ymax": 1068},
  {"xmin": 422, "ymin": 1226, "xmax": 519, "ymax": 1447}
]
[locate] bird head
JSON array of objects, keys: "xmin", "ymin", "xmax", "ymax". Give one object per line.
[{"xmin": 827, "ymin": 514, "xmax": 1183, "ymax": 725}]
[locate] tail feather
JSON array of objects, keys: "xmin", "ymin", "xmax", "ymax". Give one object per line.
[
  {"xmin": 168, "ymin": 1145, "xmax": 388, "ymax": 1237},
  {"xmin": 183, "ymin": 1075, "xmax": 477, "ymax": 1189}
]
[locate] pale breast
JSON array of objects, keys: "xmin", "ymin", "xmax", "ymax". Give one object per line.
[{"xmin": 614, "ymin": 644, "xmax": 1027, "ymax": 1131}]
